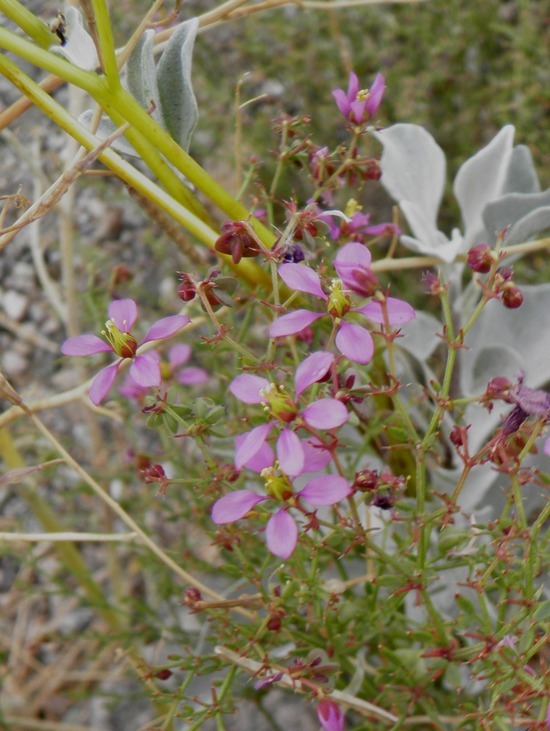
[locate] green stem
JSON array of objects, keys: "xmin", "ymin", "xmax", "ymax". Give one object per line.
[
  {"xmin": 89, "ymin": 0, "xmax": 120, "ymax": 85},
  {"xmin": 0, "ymin": 0, "xmax": 57, "ymax": 48},
  {"xmin": 0, "ymin": 52, "xmax": 270, "ymax": 288},
  {"xmin": 0, "ymin": 25, "xmax": 276, "ymax": 246}
]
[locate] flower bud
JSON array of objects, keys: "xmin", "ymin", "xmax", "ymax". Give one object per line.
[
  {"xmin": 372, "ymin": 494, "xmax": 395, "ymax": 510},
  {"xmin": 362, "ymin": 158, "xmax": 381, "ymax": 181},
  {"xmin": 466, "ymin": 244, "xmax": 493, "ymax": 273},
  {"xmin": 155, "ymin": 669, "xmax": 173, "ymax": 680},
  {"xmin": 353, "ymin": 469, "xmax": 378, "ymax": 491},
  {"xmin": 501, "ymin": 283, "xmax": 524, "ymax": 309},
  {"xmin": 178, "ymin": 272, "xmax": 197, "ymax": 302},
  {"xmin": 215, "ymin": 221, "xmax": 260, "ymax": 264},
  {"xmin": 422, "ymin": 271, "xmax": 445, "ymax": 296}
]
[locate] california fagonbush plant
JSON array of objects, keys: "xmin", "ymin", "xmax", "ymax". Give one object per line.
[{"xmin": 0, "ymin": 1, "xmax": 548, "ymax": 729}]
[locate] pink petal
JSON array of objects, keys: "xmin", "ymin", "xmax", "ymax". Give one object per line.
[
  {"xmin": 230, "ymin": 374, "xmax": 269, "ymax": 404},
  {"xmin": 276, "ymin": 428, "xmax": 305, "ymax": 477},
  {"xmin": 168, "ymin": 343, "xmax": 192, "ymax": 367},
  {"xmin": 544, "ymin": 438, "xmax": 550, "ymax": 457},
  {"xmin": 235, "ymin": 433, "xmax": 274, "ymax": 473},
  {"xmin": 142, "ymin": 315, "xmax": 190, "ymax": 344},
  {"xmin": 335, "ymin": 321, "xmax": 374, "ymax": 364},
  {"xmin": 298, "ymin": 474, "xmax": 351, "ymax": 506},
  {"xmin": 365, "ymin": 72, "xmax": 386, "ymax": 117},
  {"xmin": 211, "ymin": 490, "xmax": 265, "ymax": 524},
  {"xmin": 347, "ymin": 71, "xmax": 359, "ymax": 100},
  {"xmin": 350, "ymin": 98, "xmax": 368, "ymax": 125},
  {"xmin": 118, "ymin": 374, "xmax": 147, "ymax": 400},
  {"xmin": 265, "ymin": 509, "xmax": 298, "ymax": 559},
  {"xmin": 108, "ymin": 299, "xmax": 138, "ymax": 332},
  {"xmin": 302, "ymin": 398, "xmax": 349, "ymax": 429},
  {"xmin": 269, "ymin": 310, "xmax": 323, "ymax": 338},
  {"xmin": 317, "ymin": 700, "xmax": 345, "ymax": 731},
  {"xmin": 88, "ymin": 361, "xmax": 121, "ymax": 405},
  {"xmin": 176, "ymin": 367, "xmax": 208, "ymax": 386},
  {"xmin": 295, "ymin": 351, "xmax": 334, "ymax": 397},
  {"xmin": 61, "ymin": 334, "xmax": 112, "ymax": 356},
  {"xmin": 357, "ymin": 298, "xmax": 416, "ymax": 325},
  {"xmin": 363, "ymin": 222, "xmax": 401, "ymax": 237},
  {"xmin": 333, "ymin": 241, "xmax": 372, "ymax": 283},
  {"xmin": 332, "ymin": 88, "xmax": 351, "ymax": 117},
  {"xmin": 130, "ymin": 352, "xmax": 161, "ymax": 388},
  {"xmin": 235, "ymin": 423, "xmax": 274, "ymax": 469},
  {"xmin": 278, "ymin": 263, "xmax": 327, "ymax": 299},
  {"xmin": 302, "ymin": 439, "xmax": 333, "ymax": 472}
]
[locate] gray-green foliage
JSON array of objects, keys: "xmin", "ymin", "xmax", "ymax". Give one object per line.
[
  {"xmin": 382, "ymin": 125, "xmax": 550, "ymax": 512},
  {"xmin": 373, "ymin": 123, "xmax": 550, "ymax": 261},
  {"xmin": 128, "ymin": 18, "xmax": 199, "ymax": 152},
  {"xmin": 80, "ymin": 18, "xmax": 199, "ymax": 155}
]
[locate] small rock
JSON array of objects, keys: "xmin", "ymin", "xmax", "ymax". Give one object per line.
[
  {"xmin": 2, "ymin": 349, "xmax": 28, "ymax": 376},
  {"xmin": 2, "ymin": 290, "xmax": 29, "ymax": 321}
]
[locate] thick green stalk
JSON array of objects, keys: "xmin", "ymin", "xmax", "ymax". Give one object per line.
[
  {"xmin": 0, "ymin": 53, "xmax": 271, "ymax": 289},
  {"xmin": 0, "ymin": 0, "xmax": 57, "ymax": 48},
  {"xmin": 89, "ymin": 0, "xmax": 120, "ymax": 85},
  {"xmin": 0, "ymin": 23, "xmax": 276, "ymax": 247}
]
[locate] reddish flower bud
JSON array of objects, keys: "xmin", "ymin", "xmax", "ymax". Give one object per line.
[
  {"xmin": 450, "ymin": 425, "xmax": 470, "ymax": 449},
  {"xmin": 485, "ymin": 377, "xmax": 512, "ymax": 400},
  {"xmin": 466, "ymin": 244, "xmax": 493, "ymax": 273},
  {"xmin": 422, "ymin": 271, "xmax": 446, "ymax": 296},
  {"xmin": 178, "ymin": 272, "xmax": 197, "ymax": 302},
  {"xmin": 496, "ymin": 266, "xmax": 514, "ymax": 282},
  {"xmin": 184, "ymin": 587, "xmax": 202, "ymax": 605},
  {"xmin": 155, "ymin": 669, "xmax": 173, "ymax": 680},
  {"xmin": 215, "ymin": 221, "xmax": 261, "ymax": 264},
  {"xmin": 353, "ymin": 469, "xmax": 378, "ymax": 491},
  {"xmin": 501, "ymin": 283, "xmax": 524, "ymax": 309},
  {"xmin": 363, "ymin": 158, "xmax": 381, "ymax": 180},
  {"xmin": 372, "ymin": 494, "xmax": 395, "ymax": 510}
]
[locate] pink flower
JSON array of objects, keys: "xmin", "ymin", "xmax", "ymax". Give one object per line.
[
  {"xmin": 317, "ymin": 700, "xmax": 345, "ymax": 731},
  {"xmin": 332, "ymin": 71, "xmax": 386, "ymax": 126},
  {"xmin": 61, "ymin": 299, "xmax": 190, "ymax": 405},
  {"xmin": 269, "ymin": 243, "xmax": 415, "ymax": 364},
  {"xmin": 211, "ymin": 468, "xmax": 352, "ymax": 559},
  {"xmin": 119, "ymin": 344, "xmax": 207, "ymax": 400},
  {"xmin": 230, "ymin": 352, "xmax": 347, "ymax": 477}
]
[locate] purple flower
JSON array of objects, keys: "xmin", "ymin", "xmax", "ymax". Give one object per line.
[
  {"xmin": 332, "ymin": 71, "xmax": 386, "ymax": 126},
  {"xmin": 211, "ymin": 468, "xmax": 352, "ymax": 559},
  {"xmin": 61, "ymin": 299, "xmax": 190, "ymax": 405},
  {"xmin": 317, "ymin": 700, "xmax": 345, "ymax": 731},
  {"xmin": 230, "ymin": 353, "xmax": 347, "ymax": 476},
  {"xmin": 119, "ymin": 343, "xmax": 207, "ymax": 400},
  {"xmin": 269, "ymin": 243, "xmax": 415, "ymax": 364}
]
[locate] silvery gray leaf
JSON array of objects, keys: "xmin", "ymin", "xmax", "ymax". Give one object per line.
[
  {"xmin": 460, "ymin": 283, "xmax": 550, "ymax": 396},
  {"xmin": 78, "ymin": 110, "xmax": 139, "ymax": 156},
  {"xmin": 372, "ymin": 124, "xmax": 449, "ymax": 257},
  {"xmin": 156, "ymin": 17, "xmax": 199, "ymax": 151},
  {"xmin": 502, "ymin": 144, "xmax": 540, "ymax": 195},
  {"xmin": 468, "ymin": 345, "xmax": 523, "ymax": 395},
  {"xmin": 126, "ymin": 28, "xmax": 163, "ymax": 126},
  {"xmin": 506, "ymin": 206, "xmax": 550, "ymax": 246},
  {"xmin": 396, "ymin": 310, "xmax": 441, "ymax": 361},
  {"xmin": 453, "ymin": 125, "xmax": 515, "ymax": 248},
  {"xmin": 482, "ymin": 189, "xmax": 550, "ymax": 245}
]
